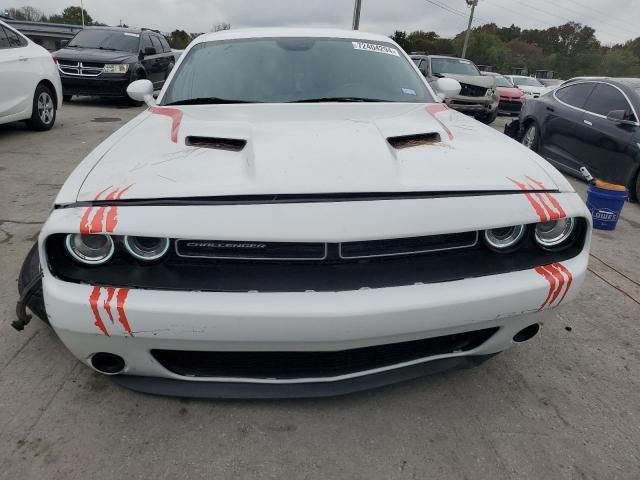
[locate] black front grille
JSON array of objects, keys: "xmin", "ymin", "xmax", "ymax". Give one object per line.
[
  {"xmin": 151, "ymin": 328, "xmax": 499, "ymax": 379},
  {"xmin": 340, "ymin": 231, "xmax": 477, "ymax": 259},
  {"xmin": 46, "ymin": 219, "xmax": 588, "ymax": 292},
  {"xmin": 459, "ymin": 83, "xmax": 488, "ymax": 97}
]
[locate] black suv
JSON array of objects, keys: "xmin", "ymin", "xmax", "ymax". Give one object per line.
[{"xmin": 54, "ymin": 27, "xmax": 175, "ymax": 101}]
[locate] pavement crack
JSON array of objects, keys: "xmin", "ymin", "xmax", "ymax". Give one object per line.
[
  {"xmin": 0, "ymin": 330, "xmax": 40, "ymax": 374},
  {"xmin": 0, "ymin": 219, "xmax": 44, "ymax": 225}
]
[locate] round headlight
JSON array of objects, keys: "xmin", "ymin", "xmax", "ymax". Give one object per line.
[
  {"xmin": 534, "ymin": 218, "xmax": 576, "ymax": 249},
  {"xmin": 65, "ymin": 234, "xmax": 114, "ymax": 265},
  {"xmin": 124, "ymin": 236, "xmax": 170, "ymax": 261},
  {"xmin": 483, "ymin": 225, "xmax": 526, "ymax": 252}
]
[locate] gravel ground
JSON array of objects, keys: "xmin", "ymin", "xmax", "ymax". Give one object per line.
[{"xmin": 0, "ymin": 103, "xmax": 639, "ymax": 480}]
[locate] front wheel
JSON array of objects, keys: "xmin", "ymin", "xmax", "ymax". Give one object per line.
[
  {"xmin": 521, "ymin": 122, "xmax": 539, "ymax": 151},
  {"xmin": 633, "ymin": 172, "xmax": 640, "ymax": 203},
  {"xmin": 476, "ymin": 109, "xmax": 498, "ymax": 125},
  {"xmin": 27, "ymin": 84, "xmax": 56, "ymax": 131}
]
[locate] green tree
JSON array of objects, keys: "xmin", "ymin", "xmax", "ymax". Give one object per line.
[
  {"xmin": 391, "ymin": 31, "xmax": 408, "ymax": 51},
  {"xmin": 167, "ymin": 30, "xmax": 192, "ymax": 49},
  {"xmin": 49, "ymin": 6, "xmax": 94, "ymax": 26},
  {"xmin": 599, "ymin": 49, "xmax": 640, "ymax": 76}
]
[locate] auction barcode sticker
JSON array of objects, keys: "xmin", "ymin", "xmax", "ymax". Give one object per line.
[{"xmin": 352, "ymin": 42, "xmax": 400, "ymax": 56}]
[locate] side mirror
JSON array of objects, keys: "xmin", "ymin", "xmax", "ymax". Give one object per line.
[
  {"xmin": 606, "ymin": 109, "xmax": 637, "ymax": 126},
  {"xmin": 126, "ymin": 79, "xmax": 155, "ymax": 107},
  {"xmin": 435, "ymin": 77, "xmax": 461, "ymax": 101},
  {"xmin": 142, "ymin": 46, "xmax": 156, "ymax": 57}
]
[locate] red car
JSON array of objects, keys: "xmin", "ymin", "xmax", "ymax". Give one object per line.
[
  {"xmin": 480, "ymin": 72, "xmax": 525, "ymax": 115},
  {"xmin": 494, "ymin": 75, "xmax": 525, "ymax": 115}
]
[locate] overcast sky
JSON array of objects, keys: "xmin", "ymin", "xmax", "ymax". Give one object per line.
[{"xmin": 7, "ymin": 0, "xmax": 640, "ymax": 45}]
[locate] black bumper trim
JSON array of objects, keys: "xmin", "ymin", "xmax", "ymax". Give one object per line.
[{"xmin": 111, "ymin": 354, "xmax": 496, "ymax": 399}]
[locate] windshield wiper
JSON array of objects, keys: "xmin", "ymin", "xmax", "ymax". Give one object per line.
[
  {"xmin": 165, "ymin": 97, "xmax": 256, "ymax": 106},
  {"xmin": 96, "ymin": 46, "xmax": 118, "ymax": 51},
  {"xmin": 432, "ymin": 73, "xmax": 444, "ymax": 78},
  {"xmin": 292, "ymin": 97, "xmax": 385, "ymax": 103}
]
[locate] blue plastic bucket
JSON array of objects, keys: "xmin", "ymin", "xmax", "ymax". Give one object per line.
[{"xmin": 586, "ymin": 185, "xmax": 628, "ymax": 230}]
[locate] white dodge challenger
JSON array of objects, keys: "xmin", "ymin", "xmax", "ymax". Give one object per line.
[{"xmin": 16, "ymin": 29, "xmax": 591, "ymax": 398}]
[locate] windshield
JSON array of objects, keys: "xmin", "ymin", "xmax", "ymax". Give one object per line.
[
  {"xmin": 494, "ymin": 76, "xmax": 513, "ymax": 87},
  {"xmin": 67, "ymin": 29, "xmax": 140, "ymax": 52},
  {"xmin": 430, "ymin": 57, "xmax": 480, "ymax": 76},
  {"xmin": 162, "ymin": 37, "xmax": 434, "ymax": 105},
  {"xmin": 512, "ymin": 77, "xmax": 543, "ymax": 87}
]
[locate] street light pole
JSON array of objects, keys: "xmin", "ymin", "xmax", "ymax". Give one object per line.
[
  {"xmin": 352, "ymin": 0, "xmax": 362, "ymax": 30},
  {"xmin": 461, "ymin": 0, "xmax": 478, "ymax": 58},
  {"xmin": 80, "ymin": 0, "xmax": 85, "ymax": 27}
]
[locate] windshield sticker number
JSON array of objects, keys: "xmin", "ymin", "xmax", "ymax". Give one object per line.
[
  {"xmin": 402, "ymin": 88, "xmax": 416, "ymax": 95},
  {"xmin": 459, "ymin": 59, "xmax": 470, "ymax": 64},
  {"xmin": 124, "ymin": 33, "xmax": 140, "ymax": 37},
  {"xmin": 352, "ymin": 42, "xmax": 399, "ymax": 56}
]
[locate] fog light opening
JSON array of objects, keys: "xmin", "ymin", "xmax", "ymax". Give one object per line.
[
  {"xmin": 513, "ymin": 324, "xmax": 540, "ymax": 343},
  {"xmin": 90, "ymin": 352, "xmax": 126, "ymax": 375}
]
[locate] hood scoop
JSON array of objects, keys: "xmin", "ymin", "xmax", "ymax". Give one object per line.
[
  {"xmin": 387, "ymin": 133, "xmax": 441, "ymax": 149},
  {"xmin": 185, "ymin": 136, "xmax": 247, "ymax": 152}
]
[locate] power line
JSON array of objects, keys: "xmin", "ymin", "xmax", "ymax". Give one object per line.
[
  {"xmin": 561, "ymin": 0, "xmax": 638, "ymax": 32},
  {"xmin": 485, "ymin": 0, "xmax": 634, "ymax": 44},
  {"xmin": 423, "ymin": 0, "xmax": 490, "ymax": 27}
]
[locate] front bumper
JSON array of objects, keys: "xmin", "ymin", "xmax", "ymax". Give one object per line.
[
  {"xmin": 40, "ymin": 193, "xmax": 591, "ymax": 397},
  {"xmin": 446, "ymin": 95, "xmax": 498, "ymax": 114},
  {"xmin": 60, "ymin": 74, "xmax": 130, "ymax": 97},
  {"xmin": 498, "ymin": 98, "xmax": 523, "ymax": 114}
]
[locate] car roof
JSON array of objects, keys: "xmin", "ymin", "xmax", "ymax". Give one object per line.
[
  {"xmin": 193, "ymin": 28, "xmax": 395, "ymax": 45},
  {"xmin": 84, "ymin": 26, "xmax": 155, "ymax": 34}
]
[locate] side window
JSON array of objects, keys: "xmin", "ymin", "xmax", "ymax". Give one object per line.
[
  {"xmin": 0, "ymin": 27, "xmax": 9, "ymax": 49},
  {"xmin": 554, "ymin": 82, "xmax": 596, "ymax": 109},
  {"xmin": 584, "ymin": 84, "xmax": 636, "ymax": 120},
  {"xmin": 150, "ymin": 35, "xmax": 162, "ymax": 53},
  {"xmin": 159, "ymin": 36, "xmax": 171, "ymax": 53},
  {"xmin": 141, "ymin": 34, "xmax": 153, "ymax": 53},
  {"xmin": 2, "ymin": 26, "xmax": 27, "ymax": 48}
]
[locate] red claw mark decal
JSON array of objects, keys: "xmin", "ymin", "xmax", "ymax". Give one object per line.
[
  {"xmin": 88, "ymin": 286, "xmax": 134, "ymax": 336},
  {"xmin": 425, "ymin": 104, "xmax": 454, "ymax": 140},
  {"xmin": 149, "ymin": 106, "xmax": 183, "ymax": 143},
  {"xmin": 535, "ymin": 263, "xmax": 573, "ymax": 310},
  {"xmin": 79, "ymin": 185, "xmax": 134, "ymax": 234},
  {"xmin": 508, "ymin": 176, "xmax": 566, "ymax": 222}
]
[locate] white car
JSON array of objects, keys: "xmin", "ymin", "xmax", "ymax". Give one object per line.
[
  {"xmin": 16, "ymin": 29, "xmax": 591, "ymax": 398},
  {"xmin": 0, "ymin": 20, "xmax": 62, "ymax": 130},
  {"xmin": 506, "ymin": 75, "xmax": 550, "ymax": 99}
]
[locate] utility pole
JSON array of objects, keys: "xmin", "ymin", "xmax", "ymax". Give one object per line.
[
  {"xmin": 461, "ymin": 0, "xmax": 478, "ymax": 58},
  {"xmin": 352, "ymin": 0, "xmax": 362, "ymax": 30},
  {"xmin": 80, "ymin": 0, "xmax": 85, "ymax": 27}
]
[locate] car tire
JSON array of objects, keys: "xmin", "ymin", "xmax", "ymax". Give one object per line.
[
  {"xmin": 18, "ymin": 242, "xmax": 49, "ymax": 325},
  {"xmin": 63, "ymin": 94, "xmax": 72, "ymax": 102},
  {"xmin": 521, "ymin": 122, "xmax": 539, "ymax": 151},
  {"xmin": 27, "ymin": 84, "xmax": 56, "ymax": 131},
  {"xmin": 477, "ymin": 109, "xmax": 498, "ymax": 125},
  {"xmin": 633, "ymin": 171, "xmax": 640, "ymax": 203}
]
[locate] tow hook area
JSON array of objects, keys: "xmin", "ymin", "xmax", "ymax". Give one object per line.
[{"xmin": 12, "ymin": 271, "xmax": 43, "ymax": 331}]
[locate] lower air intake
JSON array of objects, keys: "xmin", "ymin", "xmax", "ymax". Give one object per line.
[{"xmin": 151, "ymin": 327, "xmax": 498, "ymax": 379}]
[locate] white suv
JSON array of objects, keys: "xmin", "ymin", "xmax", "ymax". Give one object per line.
[{"xmin": 0, "ymin": 20, "xmax": 62, "ymax": 130}]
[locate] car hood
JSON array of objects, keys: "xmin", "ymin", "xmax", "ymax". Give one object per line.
[
  {"xmin": 75, "ymin": 103, "xmax": 561, "ymax": 202},
  {"xmin": 440, "ymin": 74, "xmax": 495, "ymax": 88},
  {"xmin": 497, "ymin": 87, "xmax": 523, "ymax": 97},
  {"xmin": 54, "ymin": 47, "xmax": 137, "ymax": 63}
]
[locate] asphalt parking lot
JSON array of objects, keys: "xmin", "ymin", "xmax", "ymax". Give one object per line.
[{"xmin": 1, "ymin": 103, "xmax": 639, "ymax": 480}]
